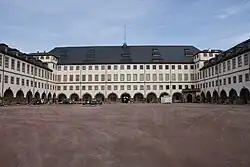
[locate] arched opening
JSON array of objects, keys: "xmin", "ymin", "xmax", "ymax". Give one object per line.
[
  {"xmin": 201, "ymin": 92, "xmax": 205, "ymax": 103},
  {"xmin": 229, "ymin": 89, "xmax": 238, "ymax": 104},
  {"xmin": 52, "ymin": 93, "xmax": 56, "ymax": 103},
  {"xmin": 108, "ymin": 93, "xmax": 118, "ymax": 103},
  {"xmin": 16, "ymin": 90, "xmax": 24, "ymax": 104},
  {"xmin": 206, "ymin": 91, "xmax": 212, "ymax": 103},
  {"xmin": 26, "ymin": 91, "xmax": 33, "ymax": 104},
  {"xmin": 146, "ymin": 92, "xmax": 157, "ymax": 103},
  {"xmin": 82, "ymin": 93, "xmax": 92, "ymax": 103},
  {"xmin": 121, "ymin": 93, "xmax": 131, "ymax": 103},
  {"xmin": 172, "ymin": 92, "xmax": 183, "ymax": 103},
  {"xmin": 70, "ymin": 93, "xmax": 79, "ymax": 102},
  {"xmin": 48, "ymin": 93, "xmax": 52, "ymax": 101},
  {"xmin": 212, "ymin": 90, "xmax": 219, "ymax": 103},
  {"xmin": 133, "ymin": 93, "xmax": 144, "ymax": 103},
  {"xmin": 58, "ymin": 93, "xmax": 67, "ymax": 102},
  {"xmin": 220, "ymin": 90, "xmax": 227, "ymax": 104},
  {"xmin": 187, "ymin": 94, "xmax": 193, "ymax": 103},
  {"xmin": 4, "ymin": 89, "xmax": 14, "ymax": 104},
  {"xmin": 195, "ymin": 95, "xmax": 201, "ymax": 102},
  {"xmin": 34, "ymin": 92, "xmax": 40, "ymax": 101},
  {"xmin": 240, "ymin": 88, "xmax": 250, "ymax": 104},
  {"xmin": 41, "ymin": 92, "xmax": 46, "ymax": 100},
  {"xmin": 95, "ymin": 93, "xmax": 105, "ymax": 102},
  {"xmin": 159, "ymin": 92, "xmax": 169, "ymax": 101}
]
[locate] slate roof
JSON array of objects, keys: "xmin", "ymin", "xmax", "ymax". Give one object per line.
[{"xmin": 48, "ymin": 44, "xmax": 200, "ymax": 65}]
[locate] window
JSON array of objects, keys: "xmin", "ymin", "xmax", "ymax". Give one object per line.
[
  {"xmin": 244, "ymin": 54, "xmax": 249, "ymax": 66},
  {"xmin": 166, "ymin": 85, "xmax": 170, "ymax": 90},
  {"xmin": 238, "ymin": 56, "xmax": 242, "ymax": 68},
  {"xmin": 107, "ymin": 65, "xmax": 111, "ymax": 70},
  {"xmin": 10, "ymin": 76, "xmax": 14, "ymax": 84},
  {"xmin": 120, "ymin": 65, "xmax": 124, "ymax": 70},
  {"xmin": 46, "ymin": 56, "xmax": 49, "ymax": 59},
  {"xmin": 101, "ymin": 74, "xmax": 105, "ymax": 81},
  {"xmin": 215, "ymin": 66, "xmax": 218, "ymax": 74},
  {"xmin": 222, "ymin": 62, "xmax": 226, "ymax": 72},
  {"xmin": 184, "ymin": 65, "xmax": 188, "ymax": 69},
  {"xmin": 133, "ymin": 65, "xmax": 137, "ymax": 69},
  {"xmin": 218, "ymin": 64, "xmax": 221, "ymax": 73},
  {"xmin": 204, "ymin": 53, "xmax": 207, "ymax": 57},
  {"xmin": 212, "ymin": 81, "xmax": 214, "ymax": 87},
  {"xmin": 153, "ymin": 65, "xmax": 156, "ymax": 69},
  {"xmin": 178, "ymin": 74, "xmax": 182, "ymax": 81},
  {"xmin": 31, "ymin": 81, "xmax": 33, "ymax": 87},
  {"xmin": 82, "ymin": 75, "xmax": 86, "ymax": 81},
  {"xmin": 76, "ymin": 75, "xmax": 80, "ymax": 81},
  {"xmin": 146, "ymin": 74, "xmax": 150, "ymax": 81},
  {"xmin": 172, "ymin": 85, "xmax": 176, "ymax": 90},
  {"xmin": 76, "ymin": 66, "xmax": 80, "ymax": 70},
  {"xmin": 233, "ymin": 76, "xmax": 237, "ymax": 83},
  {"xmin": 82, "ymin": 66, "xmax": 86, "ymax": 70},
  {"xmin": 159, "ymin": 74, "xmax": 163, "ymax": 81},
  {"xmin": 227, "ymin": 60, "xmax": 231, "ymax": 71},
  {"xmin": 127, "ymin": 85, "xmax": 131, "ymax": 90},
  {"xmin": 127, "ymin": 74, "xmax": 131, "ymax": 81},
  {"xmin": 178, "ymin": 65, "xmax": 182, "ymax": 69},
  {"xmin": 4, "ymin": 57, "xmax": 9, "ymax": 68},
  {"xmin": 42, "ymin": 83, "xmax": 43, "ymax": 88},
  {"xmin": 16, "ymin": 77, "xmax": 20, "ymax": 85},
  {"xmin": 63, "ymin": 75, "xmax": 67, "ymax": 82},
  {"xmin": 34, "ymin": 67, "xmax": 37, "ymax": 76},
  {"xmin": 70, "ymin": 66, "xmax": 74, "ymax": 70},
  {"xmin": 26, "ymin": 80, "xmax": 29, "ymax": 86},
  {"xmin": 95, "ymin": 65, "xmax": 99, "ymax": 70},
  {"xmin": 228, "ymin": 77, "xmax": 231, "ymax": 84},
  {"xmin": 101, "ymin": 85, "xmax": 105, "ymax": 90},
  {"xmin": 38, "ymin": 69, "xmax": 41, "ymax": 77},
  {"xmin": 215, "ymin": 80, "xmax": 218, "ymax": 86},
  {"xmin": 82, "ymin": 86, "xmax": 85, "ymax": 90},
  {"xmin": 57, "ymin": 86, "xmax": 61, "ymax": 91},
  {"xmin": 140, "ymin": 74, "xmax": 144, "ymax": 81},
  {"xmin": 88, "ymin": 85, "xmax": 92, "ymax": 90},
  {"xmin": 133, "ymin": 74, "xmax": 137, "ymax": 81},
  {"xmin": 35, "ymin": 82, "xmax": 37, "ymax": 88},
  {"xmin": 120, "ymin": 74, "xmax": 125, "ymax": 81},
  {"xmin": 239, "ymin": 75, "xmax": 242, "ymax": 83},
  {"xmin": 4, "ymin": 75, "xmax": 8, "ymax": 83},
  {"xmin": 153, "ymin": 74, "xmax": 157, "ymax": 81},
  {"xmin": 107, "ymin": 74, "xmax": 111, "ymax": 81},
  {"xmin": 147, "ymin": 85, "xmax": 150, "ymax": 90},
  {"xmin": 232, "ymin": 58, "xmax": 236, "ymax": 69},
  {"xmin": 127, "ymin": 65, "xmax": 130, "ymax": 70},
  {"xmin": 223, "ymin": 78, "xmax": 226, "ymax": 85},
  {"xmin": 114, "ymin": 85, "xmax": 118, "ymax": 90},
  {"xmin": 63, "ymin": 86, "xmax": 67, "ymax": 90},
  {"xmin": 95, "ymin": 74, "xmax": 99, "ymax": 81},
  {"xmin": 133, "ymin": 85, "xmax": 137, "ymax": 90},
  {"xmin": 245, "ymin": 73, "xmax": 249, "ymax": 81},
  {"xmin": 165, "ymin": 74, "xmax": 169, "ymax": 81},
  {"xmin": 120, "ymin": 85, "xmax": 124, "ymax": 90},
  {"xmin": 11, "ymin": 59, "xmax": 15, "ymax": 70},
  {"xmin": 140, "ymin": 85, "xmax": 144, "ymax": 90},
  {"xmin": 114, "ymin": 65, "xmax": 117, "ymax": 70},
  {"xmin": 146, "ymin": 65, "xmax": 150, "ymax": 69},
  {"xmin": 57, "ymin": 66, "xmax": 61, "ymax": 71},
  {"xmin": 0, "ymin": 55, "xmax": 2, "ymax": 66},
  {"xmin": 22, "ymin": 79, "xmax": 24, "ymax": 86},
  {"xmin": 184, "ymin": 74, "xmax": 189, "ymax": 81},
  {"xmin": 64, "ymin": 66, "xmax": 67, "ymax": 71},
  {"xmin": 69, "ymin": 86, "xmax": 73, "ymax": 90},
  {"xmin": 140, "ymin": 65, "xmax": 143, "ymax": 69},
  {"xmin": 88, "ymin": 66, "xmax": 92, "ymax": 70},
  {"xmin": 57, "ymin": 75, "xmax": 61, "ymax": 82},
  {"xmin": 159, "ymin": 85, "xmax": 163, "ymax": 90},
  {"xmin": 179, "ymin": 85, "xmax": 182, "ymax": 90},
  {"xmin": 153, "ymin": 85, "xmax": 157, "ymax": 90},
  {"xmin": 165, "ymin": 65, "xmax": 169, "ymax": 69},
  {"xmin": 76, "ymin": 86, "xmax": 80, "ymax": 90},
  {"xmin": 31, "ymin": 66, "xmax": 34, "ymax": 75},
  {"xmin": 159, "ymin": 65, "xmax": 162, "ymax": 69},
  {"xmin": 172, "ymin": 65, "xmax": 175, "ymax": 69},
  {"xmin": 190, "ymin": 65, "xmax": 194, "ymax": 69},
  {"xmin": 209, "ymin": 82, "xmax": 211, "ymax": 87},
  {"xmin": 219, "ymin": 79, "xmax": 222, "ymax": 86},
  {"xmin": 172, "ymin": 74, "xmax": 176, "ymax": 81},
  {"xmin": 88, "ymin": 75, "xmax": 92, "ymax": 81},
  {"xmin": 69, "ymin": 75, "xmax": 73, "ymax": 81}
]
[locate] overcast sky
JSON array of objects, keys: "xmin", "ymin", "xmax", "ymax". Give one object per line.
[{"xmin": 0, "ymin": 0, "xmax": 250, "ymax": 53}]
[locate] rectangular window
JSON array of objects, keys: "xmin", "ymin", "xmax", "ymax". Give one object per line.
[
  {"xmin": 133, "ymin": 65, "xmax": 137, "ymax": 70},
  {"xmin": 218, "ymin": 64, "xmax": 221, "ymax": 73},
  {"xmin": 133, "ymin": 85, "xmax": 137, "ymax": 90},
  {"xmin": 4, "ymin": 75, "xmax": 8, "ymax": 83},
  {"xmin": 57, "ymin": 66, "xmax": 61, "ymax": 71},
  {"xmin": 165, "ymin": 65, "xmax": 169, "ymax": 69},
  {"xmin": 76, "ymin": 75, "xmax": 80, "ymax": 81},
  {"xmin": 153, "ymin": 85, "xmax": 157, "ymax": 90},
  {"xmin": 184, "ymin": 65, "xmax": 188, "ymax": 69},
  {"xmin": 88, "ymin": 75, "xmax": 92, "ymax": 81},
  {"xmin": 178, "ymin": 74, "xmax": 182, "ymax": 81},
  {"xmin": 223, "ymin": 62, "xmax": 226, "ymax": 72},
  {"xmin": 233, "ymin": 76, "xmax": 237, "ymax": 83},
  {"xmin": 172, "ymin": 85, "xmax": 176, "ymax": 90},
  {"xmin": 223, "ymin": 78, "xmax": 226, "ymax": 85},
  {"xmin": 26, "ymin": 80, "xmax": 29, "ymax": 86},
  {"xmin": 146, "ymin": 74, "xmax": 150, "ymax": 81},
  {"xmin": 172, "ymin": 65, "xmax": 175, "ymax": 69},
  {"xmin": 232, "ymin": 58, "xmax": 236, "ymax": 69},
  {"xmin": 178, "ymin": 65, "xmax": 182, "ymax": 69},
  {"xmin": 209, "ymin": 82, "xmax": 211, "ymax": 87},
  {"xmin": 34, "ymin": 67, "xmax": 37, "ymax": 76},
  {"xmin": 82, "ymin": 75, "xmax": 86, "ymax": 81},
  {"xmin": 140, "ymin": 74, "xmax": 144, "ymax": 81},
  {"xmin": 101, "ymin": 85, "xmax": 105, "ymax": 90},
  {"xmin": 22, "ymin": 79, "xmax": 25, "ymax": 86},
  {"xmin": 179, "ymin": 85, "xmax": 182, "ymax": 90},
  {"xmin": 127, "ymin": 85, "xmax": 131, "ymax": 90},
  {"xmin": 172, "ymin": 74, "xmax": 176, "ymax": 81},
  {"xmin": 4, "ymin": 57, "xmax": 9, "ymax": 68},
  {"xmin": 147, "ymin": 85, "xmax": 150, "ymax": 90},
  {"xmin": 107, "ymin": 74, "xmax": 111, "ymax": 81},
  {"xmin": 133, "ymin": 74, "xmax": 137, "ymax": 81},
  {"xmin": 239, "ymin": 75, "xmax": 243, "ymax": 83},
  {"xmin": 101, "ymin": 74, "xmax": 105, "ymax": 81},
  {"xmin": 88, "ymin": 66, "xmax": 92, "ymax": 70},
  {"xmin": 35, "ymin": 82, "xmax": 37, "ymax": 88},
  {"xmin": 140, "ymin": 85, "xmax": 144, "ymax": 90},
  {"xmin": 244, "ymin": 54, "xmax": 249, "ymax": 66},
  {"xmin": 120, "ymin": 74, "xmax": 125, "ymax": 81},
  {"xmin": 159, "ymin": 85, "xmax": 163, "ymax": 90},
  {"xmin": 212, "ymin": 81, "xmax": 214, "ymax": 87},
  {"xmin": 120, "ymin": 85, "xmax": 124, "ymax": 90},
  {"xmin": 219, "ymin": 79, "xmax": 222, "ymax": 86},
  {"xmin": 215, "ymin": 80, "xmax": 218, "ymax": 86},
  {"xmin": 227, "ymin": 60, "xmax": 231, "ymax": 71},
  {"xmin": 88, "ymin": 85, "xmax": 92, "ymax": 90},
  {"xmin": 159, "ymin": 65, "xmax": 163, "ymax": 69},
  {"xmin": 11, "ymin": 59, "xmax": 15, "ymax": 70},
  {"xmin": 57, "ymin": 86, "xmax": 61, "ymax": 91},
  {"xmin": 127, "ymin": 74, "xmax": 131, "ymax": 81},
  {"xmin": 82, "ymin": 86, "xmax": 85, "ymax": 90},
  {"xmin": 140, "ymin": 65, "xmax": 143, "ymax": 70},
  {"xmin": 0, "ymin": 55, "xmax": 2, "ymax": 66},
  {"xmin": 95, "ymin": 74, "xmax": 99, "ymax": 81},
  {"xmin": 10, "ymin": 76, "xmax": 14, "ymax": 84},
  {"xmin": 108, "ymin": 65, "xmax": 111, "ymax": 70},
  {"xmin": 114, "ymin": 65, "xmax": 117, "ymax": 70},
  {"xmin": 184, "ymin": 74, "xmax": 189, "ymax": 81},
  {"xmin": 70, "ymin": 66, "xmax": 74, "ymax": 70},
  {"xmin": 245, "ymin": 73, "xmax": 249, "ymax": 81},
  {"xmin": 114, "ymin": 85, "xmax": 118, "ymax": 90},
  {"xmin": 57, "ymin": 75, "xmax": 61, "ymax": 82},
  {"xmin": 238, "ymin": 56, "xmax": 242, "ymax": 68},
  {"xmin": 153, "ymin": 65, "xmax": 156, "ymax": 69},
  {"xmin": 190, "ymin": 65, "xmax": 194, "ymax": 69},
  {"xmin": 63, "ymin": 86, "xmax": 67, "ymax": 90},
  {"xmin": 16, "ymin": 78, "xmax": 20, "ymax": 85},
  {"xmin": 38, "ymin": 69, "xmax": 41, "ymax": 77},
  {"xmin": 64, "ymin": 66, "xmax": 67, "ymax": 71},
  {"xmin": 63, "ymin": 75, "xmax": 67, "ymax": 82},
  {"xmin": 120, "ymin": 65, "xmax": 124, "ymax": 70},
  {"xmin": 146, "ymin": 65, "xmax": 150, "ymax": 69},
  {"xmin": 69, "ymin": 86, "xmax": 73, "ymax": 90},
  {"xmin": 75, "ymin": 86, "xmax": 79, "ymax": 90},
  {"xmin": 76, "ymin": 66, "xmax": 80, "ymax": 70},
  {"xmin": 153, "ymin": 74, "xmax": 157, "ymax": 81},
  {"xmin": 165, "ymin": 74, "xmax": 169, "ymax": 81},
  {"xmin": 159, "ymin": 74, "xmax": 163, "ymax": 81},
  {"xmin": 228, "ymin": 77, "xmax": 231, "ymax": 84},
  {"xmin": 70, "ymin": 75, "xmax": 73, "ymax": 81},
  {"xmin": 82, "ymin": 66, "xmax": 86, "ymax": 70},
  {"xmin": 127, "ymin": 65, "xmax": 130, "ymax": 70},
  {"xmin": 31, "ymin": 81, "xmax": 33, "ymax": 87},
  {"xmin": 166, "ymin": 85, "xmax": 170, "ymax": 90}
]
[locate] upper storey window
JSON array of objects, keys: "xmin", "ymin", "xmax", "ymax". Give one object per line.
[
  {"xmin": 46, "ymin": 56, "xmax": 49, "ymax": 59},
  {"xmin": 64, "ymin": 66, "xmax": 67, "ymax": 71},
  {"xmin": 57, "ymin": 66, "xmax": 61, "ymax": 71}
]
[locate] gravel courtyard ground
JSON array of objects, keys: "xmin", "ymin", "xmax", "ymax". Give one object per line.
[{"xmin": 0, "ymin": 103, "xmax": 250, "ymax": 167}]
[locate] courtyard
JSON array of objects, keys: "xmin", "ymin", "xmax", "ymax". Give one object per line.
[{"xmin": 0, "ymin": 103, "xmax": 250, "ymax": 167}]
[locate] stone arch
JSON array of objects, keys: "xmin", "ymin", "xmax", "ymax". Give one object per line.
[
  {"xmin": 172, "ymin": 92, "xmax": 183, "ymax": 103},
  {"xmin": 34, "ymin": 92, "xmax": 40, "ymax": 100},
  {"xmin": 95, "ymin": 93, "xmax": 105, "ymax": 102},
  {"xmin": 229, "ymin": 89, "xmax": 238, "ymax": 103},
  {"xmin": 187, "ymin": 94, "xmax": 193, "ymax": 103},
  {"xmin": 41, "ymin": 92, "xmax": 46, "ymax": 100},
  {"xmin": 133, "ymin": 93, "xmax": 144, "ymax": 103},
  {"xmin": 48, "ymin": 93, "xmax": 52, "ymax": 101},
  {"xmin": 206, "ymin": 91, "xmax": 212, "ymax": 103},
  {"xmin": 82, "ymin": 93, "xmax": 92, "ymax": 102},
  {"xmin": 52, "ymin": 93, "xmax": 56, "ymax": 103},
  {"xmin": 201, "ymin": 92, "xmax": 205, "ymax": 103},
  {"xmin": 16, "ymin": 90, "xmax": 25, "ymax": 104},
  {"xmin": 26, "ymin": 91, "xmax": 33, "ymax": 104},
  {"xmin": 220, "ymin": 90, "xmax": 227, "ymax": 104},
  {"xmin": 70, "ymin": 93, "xmax": 79, "ymax": 101},
  {"xmin": 108, "ymin": 93, "xmax": 118, "ymax": 102},
  {"xmin": 58, "ymin": 93, "xmax": 67, "ymax": 102},
  {"xmin": 159, "ymin": 92, "xmax": 170, "ymax": 99},
  {"xmin": 121, "ymin": 93, "xmax": 131, "ymax": 103},
  {"xmin": 4, "ymin": 88, "xmax": 14, "ymax": 104},
  {"xmin": 146, "ymin": 92, "xmax": 157, "ymax": 103},
  {"xmin": 240, "ymin": 88, "xmax": 250, "ymax": 104},
  {"xmin": 212, "ymin": 90, "xmax": 219, "ymax": 103}
]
